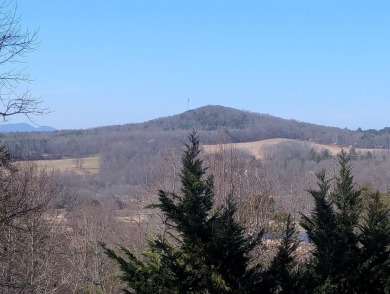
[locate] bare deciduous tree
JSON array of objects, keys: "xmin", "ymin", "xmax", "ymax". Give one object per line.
[
  {"xmin": 66, "ymin": 203, "xmax": 121, "ymax": 293},
  {"xmin": 0, "ymin": 162, "xmax": 71, "ymax": 293},
  {"xmin": 0, "ymin": 0, "xmax": 47, "ymax": 120}
]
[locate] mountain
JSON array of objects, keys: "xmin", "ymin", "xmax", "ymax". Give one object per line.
[
  {"xmin": 0, "ymin": 123, "xmax": 56, "ymax": 133},
  {"xmin": 0, "ymin": 105, "xmax": 389, "ymax": 161},
  {"xmin": 139, "ymin": 105, "xmax": 352, "ymax": 143}
]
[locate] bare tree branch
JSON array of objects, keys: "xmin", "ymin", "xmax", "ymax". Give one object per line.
[{"xmin": 0, "ymin": 1, "xmax": 47, "ymax": 121}]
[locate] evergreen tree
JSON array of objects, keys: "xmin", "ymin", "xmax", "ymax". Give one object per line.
[
  {"xmin": 301, "ymin": 150, "xmax": 390, "ymax": 293},
  {"xmin": 301, "ymin": 151, "xmax": 361, "ymax": 292},
  {"xmin": 263, "ymin": 214, "xmax": 303, "ymax": 293},
  {"xmin": 329, "ymin": 151, "xmax": 362, "ymax": 292},
  {"xmin": 300, "ymin": 169, "xmax": 339, "ymax": 292},
  {"xmin": 357, "ymin": 192, "xmax": 390, "ymax": 293},
  {"xmin": 103, "ymin": 131, "xmax": 263, "ymax": 293}
]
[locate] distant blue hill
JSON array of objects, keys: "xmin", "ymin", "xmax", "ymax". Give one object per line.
[{"xmin": 0, "ymin": 123, "xmax": 56, "ymax": 133}]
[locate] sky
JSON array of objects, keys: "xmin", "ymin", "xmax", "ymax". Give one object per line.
[{"xmin": 8, "ymin": 1, "xmax": 390, "ymax": 130}]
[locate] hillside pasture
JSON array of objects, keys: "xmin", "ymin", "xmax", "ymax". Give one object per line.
[
  {"xmin": 203, "ymin": 138, "xmax": 381, "ymax": 159},
  {"xmin": 33, "ymin": 156, "xmax": 99, "ymax": 174}
]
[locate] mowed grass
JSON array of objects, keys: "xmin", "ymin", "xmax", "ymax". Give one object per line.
[{"xmin": 34, "ymin": 156, "xmax": 100, "ymax": 174}]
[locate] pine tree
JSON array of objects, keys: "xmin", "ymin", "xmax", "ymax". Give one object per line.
[
  {"xmin": 301, "ymin": 150, "xmax": 390, "ymax": 293},
  {"xmin": 300, "ymin": 151, "xmax": 362, "ymax": 293},
  {"xmin": 300, "ymin": 169, "xmax": 338, "ymax": 292},
  {"xmin": 103, "ymin": 131, "xmax": 263, "ymax": 293},
  {"xmin": 206, "ymin": 194, "xmax": 264, "ymax": 293},
  {"xmin": 329, "ymin": 151, "xmax": 362, "ymax": 292},
  {"xmin": 357, "ymin": 192, "xmax": 390, "ymax": 293},
  {"xmin": 263, "ymin": 214, "xmax": 303, "ymax": 293}
]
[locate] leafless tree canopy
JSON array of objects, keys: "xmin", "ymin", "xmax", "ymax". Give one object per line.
[{"xmin": 0, "ymin": 0, "xmax": 47, "ymax": 120}]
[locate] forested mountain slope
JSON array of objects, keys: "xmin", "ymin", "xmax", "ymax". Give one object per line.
[{"xmin": 1, "ymin": 105, "xmax": 388, "ymax": 160}]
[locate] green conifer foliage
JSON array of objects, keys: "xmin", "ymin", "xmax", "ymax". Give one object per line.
[
  {"xmin": 103, "ymin": 131, "xmax": 263, "ymax": 293},
  {"xmin": 358, "ymin": 192, "xmax": 390, "ymax": 293},
  {"xmin": 300, "ymin": 170, "xmax": 338, "ymax": 289},
  {"xmin": 301, "ymin": 150, "xmax": 390, "ymax": 293},
  {"xmin": 264, "ymin": 214, "xmax": 303, "ymax": 293}
]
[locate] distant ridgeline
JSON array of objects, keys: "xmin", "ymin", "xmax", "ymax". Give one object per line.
[{"xmin": 0, "ymin": 123, "xmax": 56, "ymax": 133}]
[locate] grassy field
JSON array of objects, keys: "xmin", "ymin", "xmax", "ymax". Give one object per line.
[
  {"xmin": 203, "ymin": 138, "xmax": 294, "ymax": 159},
  {"xmin": 203, "ymin": 138, "xmax": 381, "ymax": 160},
  {"xmin": 34, "ymin": 156, "xmax": 99, "ymax": 174}
]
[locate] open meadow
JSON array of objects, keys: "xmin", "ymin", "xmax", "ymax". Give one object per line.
[
  {"xmin": 203, "ymin": 138, "xmax": 382, "ymax": 159},
  {"xmin": 33, "ymin": 156, "xmax": 100, "ymax": 174}
]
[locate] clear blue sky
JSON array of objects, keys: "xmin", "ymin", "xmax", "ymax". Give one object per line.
[{"xmin": 11, "ymin": 1, "xmax": 390, "ymax": 130}]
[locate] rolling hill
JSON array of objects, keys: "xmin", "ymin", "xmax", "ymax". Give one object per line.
[{"xmin": 1, "ymin": 105, "xmax": 389, "ymax": 162}]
